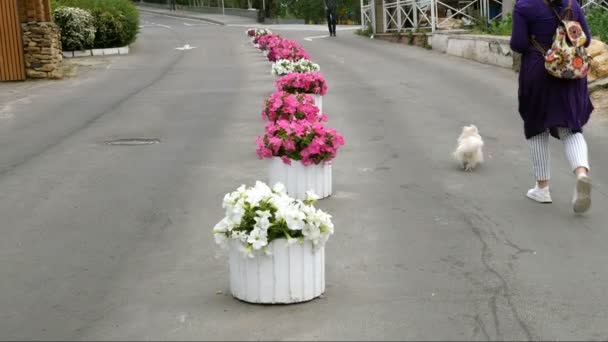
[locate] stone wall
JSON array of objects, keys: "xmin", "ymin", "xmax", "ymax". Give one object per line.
[
  {"xmin": 21, "ymin": 22, "xmax": 63, "ymax": 79},
  {"xmin": 588, "ymin": 39, "xmax": 608, "ymax": 83}
]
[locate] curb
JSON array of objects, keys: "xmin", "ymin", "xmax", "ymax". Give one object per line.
[
  {"xmin": 137, "ymin": 7, "xmax": 225, "ymax": 26},
  {"xmin": 63, "ymin": 46, "xmax": 130, "ymax": 58}
]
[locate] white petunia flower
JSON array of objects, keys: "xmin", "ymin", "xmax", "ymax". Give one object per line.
[
  {"xmin": 213, "ymin": 217, "xmax": 234, "ymax": 233},
  {"xmin": 247, "ymin": 228, "xmax": 268, "ymax": 250},
  {"xmin": 254, "ymin": 210, "xmax": 272, "ymax": 231},
  {"xmin": 272, "ymin": 182, "xmax": 286, "ymax": 194},
  {"xmin": 302, "ymin": 223, "xmax": 321, "ymax": 245},
  {"xmin": 283, "ymin": 206, "xmax": 306, "ymax": 231},
  {"xmin": 214, "ymin": 232, "xmax": 228, "ymax": 246},
  {"xmin": 304, "ymin": 191, "xmax": 319, "ymax": 205},
  {"xmin": 227, "ymin": 199, "xmax": 245, "ymax": 224},
  {"xmin": 231, "ymin": 230, "xmax": 248, "ymax": 243}
]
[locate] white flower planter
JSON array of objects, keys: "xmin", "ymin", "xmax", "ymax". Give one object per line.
[
  {"xmin": 229, "ymin": 239, "xmax": 325, "ymax": 304},
  {"xmin": 310, "ymin": 94, "xmax": 323, "ymax": 114},
  {"xmin": 268, "ymin": 157, "xmax": 332, "ymax": 200}
]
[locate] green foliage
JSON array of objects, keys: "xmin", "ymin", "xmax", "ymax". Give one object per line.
[
  {"xmin": 279, "ymin": 0, "xmax": 359, "ymax": 23},
  {"xmin": 355, "ymin": 24, "xmax": 373, "ymax": 37},
  {"xmin": 53, "ymin": 7, "xmax": 96, "ymax": 51},
  {"xmin": 91, "ymin": 9, "xmax": 130, "ymax": 49},
  {"xmin": 587, "ymin": 7, "xmax": 608, "ymax": 43},
  {"xmin": 471, "ymin": 12, "xmax": 512, "ymax": 36},
  {"xmin": 52, "ymin": 0, "xmax": 139, "ymax": 48}
]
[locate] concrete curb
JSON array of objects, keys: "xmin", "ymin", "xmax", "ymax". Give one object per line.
[
  {"xmin": 63, "ymin": 46, "xmax": 130, "ymax": 58},
  {"xmin": 137, "ymin": 7, "xmax": 225, "ymax": 25}
]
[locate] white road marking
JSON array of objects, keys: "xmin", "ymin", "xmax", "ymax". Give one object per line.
[
  {"xmin": 139, "ymin": 23, "xmax": 171, "ymax": 29},
  {"xmin": 175, "ymin": 44, "xmax": 197, "ymax": 50},
  {"xmin": 184, "ymin": 22, "xmax": 209, "ymax": 27},
  {"xmin": 304, "ymin": 35, "xmax": 330, "ymax": 41}
]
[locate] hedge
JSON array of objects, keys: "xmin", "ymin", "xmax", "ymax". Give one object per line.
[
  {"xmin": 53, "ymin": 7, "xmax": 96, "ymax": 51},
  {"xmin": 52, "ymin": 0, "xmax": 139, "ymax": 49}
]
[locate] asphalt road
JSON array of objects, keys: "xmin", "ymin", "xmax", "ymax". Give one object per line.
[{"xmin": 1, "ymin": 12, "xmax": 607, "ymax": 341}]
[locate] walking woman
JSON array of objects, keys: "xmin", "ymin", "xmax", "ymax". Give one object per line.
[
  {"xmin": 511, "ymin": 0, "xmax": 594, "ymax": 213},
  {"xmin": 325, "ymin": 0, "xmax": 337, "ymax": 36}
]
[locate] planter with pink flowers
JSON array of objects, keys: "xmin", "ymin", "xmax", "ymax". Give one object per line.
[
  {"xmin": 256, "ymin": 117, "xmax": 344, "ymax": 200},
  {"xmin": 275, "ymin": 72, "xmax": 327, "ymax": 113}
]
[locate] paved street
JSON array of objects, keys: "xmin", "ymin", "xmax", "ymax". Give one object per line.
[{"xmin": 1, "ymin": 12, "xmax": 608, "ymax": 340}]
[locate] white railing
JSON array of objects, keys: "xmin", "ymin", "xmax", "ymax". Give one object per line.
[
  {"xmin": 362, "ymin": 0, "xmax": 606, "ymax": 33},
  {"xmin": 361, "ymin": 0, "xmax": 377, "ymax": 34},
  {"xmin": 582, "ymin": 0, "xmax": 608, "ymax": 10},
  {"xmin": 383, "ymin": 0, "xmax": 435, "ymax": 32}
]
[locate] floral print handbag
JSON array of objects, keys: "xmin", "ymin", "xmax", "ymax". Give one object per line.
[{"xmin": 531, "ymin": 0, "xmax": 592, "ymax": 80}]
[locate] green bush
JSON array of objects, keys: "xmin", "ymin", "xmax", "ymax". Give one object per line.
[
  {"xmin": 53, "ymin": 7, "xmax": 96, "ymax": 51},
  {"xmin": 91, "ymin": 9, "xmax": 130, "ymax": 49},
  {"xmin": 587, "ymin": 7, "xmax": 608, "ymax": 43},
  {"xmin": 52, "ymin": 0, "xmax": 139, "ymax": 48},
  {"xmin": 487, "ymin": 13, "xmax": 513, "ymax": 36},
  {"xmin": 472, "ymin": 13, "xmax": 512, "ymax": 36}
]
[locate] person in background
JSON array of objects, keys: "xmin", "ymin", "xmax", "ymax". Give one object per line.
[
  {"xmin": 325, "ymin": 0, "xmax": 337, "ymax": 37},
  {"xmin": 510, "ymin": 0, "xmax": 594, "ymax": 213},
  {"xmin": 170, "ymin": 0, "xmax": 176, "ymax": 11}
]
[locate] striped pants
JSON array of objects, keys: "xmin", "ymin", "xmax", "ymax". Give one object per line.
[{"xmin": 528, "ymin": 128, "xmax": 590, "ymax": 181}]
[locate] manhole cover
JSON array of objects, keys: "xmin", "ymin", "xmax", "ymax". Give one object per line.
[{"xmin": 105, "ymin": 138, "xmax": 160, "ymax": 146}]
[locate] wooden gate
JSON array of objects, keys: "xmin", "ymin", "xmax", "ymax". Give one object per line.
[{"xmin": 0, "ymin": 0, "xmax": 26, "ymax": 81}]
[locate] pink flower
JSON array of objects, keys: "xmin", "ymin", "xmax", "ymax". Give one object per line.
[
  {"xmin": 280, "ymin": 156, "xmax": 292, "ymax": 165},
  {"xmin": 274, "ymin": 72, "xmax": 328, "ymax": 96},
  {"xmin": 262, "ymin": 91, "xmax": 322, "ymax": 123},
  {"xmin": 283, "ymin": 138, "xmax": 296, "ymax": 151},
  {"xmin": 255, "ymin": 120, "xmax": 345, "ymax": 165},
  {"xmin": 269, "ymin": 137, "xmax": 283, "ymax": 154}
]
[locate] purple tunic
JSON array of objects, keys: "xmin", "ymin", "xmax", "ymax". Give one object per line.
[{"xmin": 510, "ymin": 0, "xmax": 594, "ymax": 139}]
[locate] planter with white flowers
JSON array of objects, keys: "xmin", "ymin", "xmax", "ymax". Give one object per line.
[
  {"xmin": 271, "ymin": 59, "xmax": 321, "ymax": 78},
  {"xmin": 256, "ymin": 96, "xmax": 345, "ymax": 200},
  {"xmin": 275, "ymin": 72, "xmax": 327, "ymax": 113},
  {"xmin": 214, "ymin": 182, "xmax": 334, "ymax": 304}
]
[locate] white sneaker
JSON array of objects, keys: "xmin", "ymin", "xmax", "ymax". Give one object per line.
[
  {"xmin": 527, "ymin": 185, "xmax": 553, "ymax": 203},
  {"xmin": 573, "ymin": 174, "xmax": 592, "ymax": 214}
]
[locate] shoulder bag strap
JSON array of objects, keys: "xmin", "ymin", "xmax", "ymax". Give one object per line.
[{"xmin": 542, "ymin": 0, "xmax": 567, "ymax": 23}]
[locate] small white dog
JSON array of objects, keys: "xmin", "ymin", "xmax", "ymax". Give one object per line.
[{"xmin": 453, "ymin": 125, "xmax": 484, "ymax": 171}]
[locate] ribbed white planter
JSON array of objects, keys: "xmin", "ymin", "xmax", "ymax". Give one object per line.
[
  {"xmin": 268, "ymin": 157, "xmax": 332, "ymax": 200},
  {"xmin": 229, "ymin": 239, "xmax": 325, "ymax": 304},
  {"xmin": 310, "ymin": 94, "xmax": 323, "ymax": 114}
]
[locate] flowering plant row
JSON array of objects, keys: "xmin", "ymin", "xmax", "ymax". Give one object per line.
[
  {"xmin": 255, "ymin": 33, "xmax": 281, "ymax": 50},
  {"xmin": 213, "ymin": 181, "xmax": 334, "ymax": 258},
  {"xmin": 247, "ymin": 28, "xmax": 272, "ymax": 38},
  {"xmin": 256, "ymin": 119, "xmax": 345, "ymax": 166},
  {"xmin": 275, "ymin": 72, "xmax": 327, "ymax": 96}
]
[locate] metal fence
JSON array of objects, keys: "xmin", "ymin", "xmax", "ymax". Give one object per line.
[
  {"xmin": 361, "ymin": 0, "xmax": 376, "ymax": 33},
  {"xmin": 582, "ymin": 0, "xmax": 608, "ymax": 10},
  {"xmin": 363, "ymin": 0, "xmax": 606, "ymax": 33}
]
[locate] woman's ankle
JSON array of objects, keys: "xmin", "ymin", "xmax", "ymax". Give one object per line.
[
  {"xmin": 575, "ymin": 167, "xmax": 589, "ymax": 177},
  {"xmin": 537, "ymin": 180, "xmax": 550, "ymax": 189}
]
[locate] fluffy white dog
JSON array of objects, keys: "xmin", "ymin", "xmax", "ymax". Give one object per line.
[{"xmin": 453, "ymin": 125, "xmax": 484, "ymax": 171}]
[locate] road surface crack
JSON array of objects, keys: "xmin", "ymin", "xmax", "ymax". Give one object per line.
[{"xmin": 464, "ymin": 212, "xmax": 534, "ymax": 341}]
